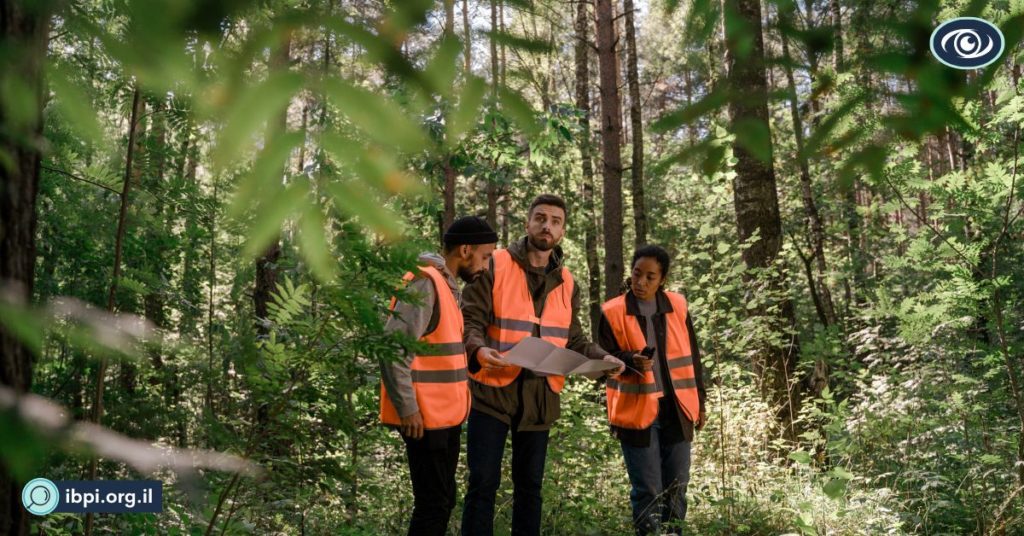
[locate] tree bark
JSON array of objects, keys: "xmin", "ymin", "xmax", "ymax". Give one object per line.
[
  {"xmin": 623, "ymin": 0, "xmax": 646, "ymax": 248},
  {"xmin": 0, "ymin": 2, "xmax": 52, "ymax": 534},
  {"xmin": 724, "ymin": 0, "xmax": 801, "ymax": 437},
  {"xmin": 574, "ymin": 0, "xmax": 602, "ymax": 336},
  {"xmin": 595, "ymin": 0, "xmax": 624, "ymax": 300}
]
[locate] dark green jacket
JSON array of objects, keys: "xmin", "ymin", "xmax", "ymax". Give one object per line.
[{"xmin": 462, "ymin": 236, "xmax": 609, "ymax": 431}]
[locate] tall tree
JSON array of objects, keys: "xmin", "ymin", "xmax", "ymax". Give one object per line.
[
  {"xmin": 440, "ymin": 0, "xmax": 458, "ymax": 238},
  {"xmin": 723, "ymin": 0, "xmax": 802, "ymax": 436},
  {"xmin": 831, "ymin": 0, "xmax": 844, "ymax": 72},
  {"xmin": 623, "ymin": 0, "xmax": 646, "ymax": 248},
  {"xmin": 574, "ymin": 0, "xmax": 602, "ymax": 335},
  {"xmin": 778, "ymin": 4, "xmax": 837, "ymax": 330},
  {"xmin": 486, "ymin": 0, "xmax": 499, "ymax": 230},
  {"xmin": 253, "ymin": 33, "xmax": 290, "ymax": 333},
  {"xmin": 594, "ymin": 0, "xmax": 624, "ymax": 299},
  {"xmin": 0, "ymin": 2, "xmax": 54, "ymax": 534},
  {"xmin": 85, "ymin": 84, "xmax": 144, "ymax": 536}
]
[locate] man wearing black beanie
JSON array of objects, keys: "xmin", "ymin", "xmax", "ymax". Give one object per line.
[{"xmin": 380, "ymin": 216, "xmax": 497, "ymax": 536}]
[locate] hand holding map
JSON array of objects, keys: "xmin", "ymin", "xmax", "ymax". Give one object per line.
[{"xmin": 500, "ymin": 337, "xmax": 620, "ymax": 379}]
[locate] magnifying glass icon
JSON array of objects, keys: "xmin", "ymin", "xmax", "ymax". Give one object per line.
[
  {"xmin": 22, "ymin": 478, "xmax": 59, "ymax": 515},
  {"xmin": 28, "ymin": 486, "xmax": 50, "ymax": 508}
]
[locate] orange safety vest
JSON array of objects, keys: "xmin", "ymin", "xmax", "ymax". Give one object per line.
[
  {"xmin": 469, "ymin": 248, "xmax": 574, "ymax": 393},
  {"xmin": 602, "ymin": 291, "xmax": 700, "ymax": 430},
  {"xmin": 380, "ymin": 265, "xmax": 471, "ymax": 429}
]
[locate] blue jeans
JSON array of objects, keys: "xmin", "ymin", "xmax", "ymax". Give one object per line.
[
  {"xmin": 461, "ymin": 410, "xmax": 549, "ymax": 536},
  {"xmin": 620, "ymin": 418, "xmax": 692, "ymax": 535}
]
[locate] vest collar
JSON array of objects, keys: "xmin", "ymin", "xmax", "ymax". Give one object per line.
[{"xmin": 624, "ymin": 289, "xmax": 674, "ymax": 317}]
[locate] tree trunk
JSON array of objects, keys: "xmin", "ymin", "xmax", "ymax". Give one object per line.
[
  {"xmin": 0, "ymin": 2, "xmax": 52, "ymax": 533},
  {"xmin": 254, "ymin": 34, "xmax": 290, "ymax": 334},
  {"xmin": 84, "ymin": 84, "xmax": 143, "ymax": 536},
  {"xmin": 574, "ymin": 0, "xmax": 602, "ymax": 336},
  {"xmin": 440, "ymin": 1, "xmax": 458, "ymax": 238},
  {"xmin": 778, "ymin": 5, "xmax": 837, "ymax": 330},
  {"xmin": 831, "ymin": 0, "xmax": 844, "ymax": 71},
  {"xmin": 623, "ymin": 0, "xmax": 646, "ymax": 248},
  {"xmin": 484, "ymin": 0, "xmax": 500, "ymax": 232},
  {"xmin": 723, "ymin": 0, "xmax": 801, "ymax": 438},
  {"xmin": 595, "ymin": 0, "xmax": 624, "ymax": 300}
]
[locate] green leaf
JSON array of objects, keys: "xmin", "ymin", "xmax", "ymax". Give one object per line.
[
  {"xmin": 481, "ymin": 30, "xmax": 554, "ymax": 54},
  {"xmin": 830, "ymin": 467, "xmax": 855, "ymax": 480},
  {"xmin": 498, "ymin": 86, "xmax": 540, "ymax": 137},
  {"xmin": 48, "ymin": 64, "xmax": 103, "ymax": 143},
  {"xmin": 788, "ymin": 450, "xmax": 812, "ymax": 464},
  {"xmin": 297, "ymin": 205, "xmax": 339, "ymax": 283},
  {"xmin": 228, "ymin": 131, "xmax": 304, "ymax": 219},
  {"xmin": 651, "ymin": 90, "xmax": 729, "ymax": 133},
  {"xmin": 326, "ymin": 180, "xmax": 404, "ymax": 239},
  {"xmin": 321, "ymin": 78, "xmax": 428, "ymax": 153},
  {"xmin": 0, "ymin": 303, "xmax": 44, "ymax": 357},
  {"xmin": 319, "ymin": 132, "xmax": 423, "ymax": 195},
  {"xmin": 213, "ymin": 72, "xmax": 303, "ymax": 170},
  {"xmin": 731, "ymin": 118, "xmax": 773, "ymax": 163},
  {"xmin": 241, "ymin": 180, "xmax": 310, "ymax": 259},
  {"xmin": 823, "ymin": 478, "xmax": 846, "ymax": 500},
  {"xmin": 447, "ymin": 75, "xmax": 487, "ymax": 146},
  {"xmin": 423, "ymin": 36, "xmax": 464, "ymax": 100}
]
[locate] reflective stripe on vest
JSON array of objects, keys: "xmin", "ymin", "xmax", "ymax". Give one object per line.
[
  {"xmin": 469, "ymin": 248, "xmax": 574, "ymax": 393},
  {"xmin": 602, "ymin": 291, "xmax": 700, "ymax": 429},
  {"xmin": 380, "ymin": 265, "xmax": 471, "ymax": 429}
]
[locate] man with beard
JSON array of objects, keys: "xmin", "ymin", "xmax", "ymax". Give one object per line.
[
  {"xmin": 380, "ymin": 216, "xmax": 498, "ymax": 536},
  {"xmin": 460, "ymin": 194, "xmax": 625, "ymax": 535}
]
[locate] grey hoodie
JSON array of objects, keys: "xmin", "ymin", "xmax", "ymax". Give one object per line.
[{"xmin": 380, "ymin": 252, "xmax": 460, "ymax": 418}]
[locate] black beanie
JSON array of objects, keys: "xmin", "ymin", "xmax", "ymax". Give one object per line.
[{"xmin": 444, "ymin": 216, "xmax": 498, "ymax": 246}]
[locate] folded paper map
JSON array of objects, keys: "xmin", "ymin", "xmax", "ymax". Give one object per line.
[{"xmin": 500, "ymin": 337, "xmax": 619, "ymax": 379}]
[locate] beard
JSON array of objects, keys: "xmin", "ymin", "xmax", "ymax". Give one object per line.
[
  {"xmin": 458, "ymin": 266, "xmax": 482, "ymax": 284},
  {"xmin": 528, "ymin": 233, "xmax": 556, "ymax": 252}
]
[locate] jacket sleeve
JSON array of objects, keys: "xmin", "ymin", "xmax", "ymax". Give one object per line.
[
  {"xmin": 566, "ymin": 284, "xmax": 611, "ymax": 360},
  {"xmin": 597, "ymin": 310, "xmax": 642, "ymax": 375},
  {"xmin": 380, "ymin": 277, "xmax": 435, "ymax": 418},
  {"xmin": 461, "ymin": 259, "xmax": 495, "ymax": 373},
  {"xmin": 686, "ymin": 312, "xmax": 707, "ymax": 412}
]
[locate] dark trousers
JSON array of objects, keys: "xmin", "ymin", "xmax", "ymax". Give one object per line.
[
  {"xmin": 619, "ymin": 418, "xmax": 692, "ymax": 535},
  {"xmin": 403, "ymin": 425, "xmax": 461, "ymax": 536},
  {"xmin": 461, "ymin": 409, "xmax": 549, "ymax": 536}
]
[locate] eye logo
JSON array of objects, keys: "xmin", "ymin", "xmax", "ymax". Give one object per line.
[{"xmin": 930, "ymin": 17, "xmax": 1005, "ymax": 69}]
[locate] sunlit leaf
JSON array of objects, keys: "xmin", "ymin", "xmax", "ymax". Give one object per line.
[
  {"xmin": 447, "ymin": 75, "xmax": 487, "ymax": 145},
  {"xmin": 481, "ymin": 30, "xmax": 554, "ymax": 54},
  {"xmin": 321, "ymin": 78, "xmax": 428, "ymax": 153},
  {"xmin": 48, "ymin": 64, "xmax": 103, "ymax": 143},
  {"xmin": 213, "ymin": 72, "xmax": 303, "ymax": 170},
  {"xmin": 298, "ymin": 205, "xmax": 339, "ymax": 282},
  {"xmin": 228, "ymin": 131, "xmax": 304, "ymax": 219},
  {"xmin": 423, "ymin": 35, "xmax": 464, "ymax": 101},
  {"xmin": 651, "ymin": 89, "xmax": 729, "ymax": 133},
  {"xmin": 326, "ymin": 180, "xmax": 403, "ymax": 240},
  {"xmin": 241, "ymin": 180, "xmax": 310, "ymax": 259},
  {"xmin": 498, "ymin": 86, "xmax": 540, "ymax": 137}
]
